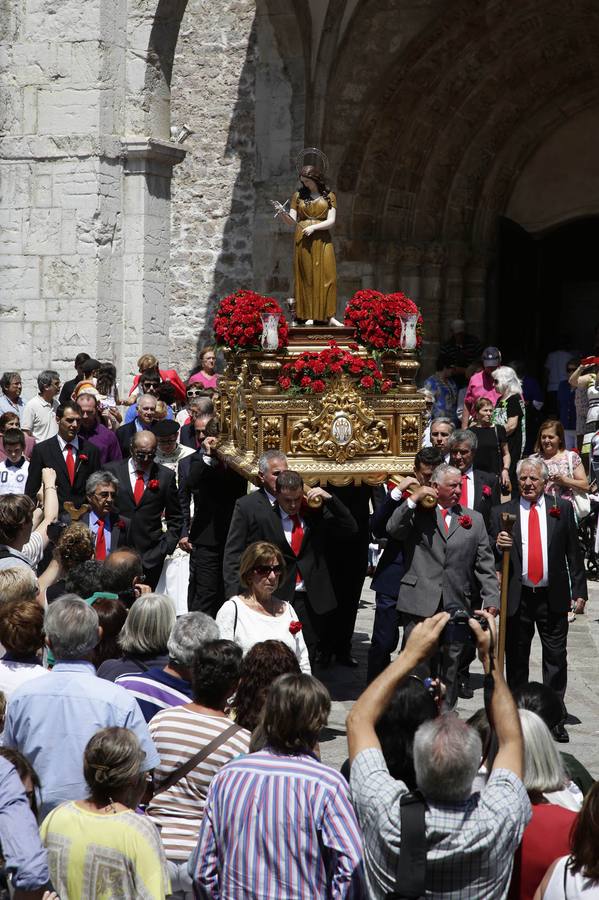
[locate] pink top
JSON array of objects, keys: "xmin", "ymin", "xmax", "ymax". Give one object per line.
[
  {"xmin": 188, "ymin": 371, "xmax": 218, "ymax": 390},
  {"xmin": 464, "ymin": 370, "xmax": 501, "ymax": 416}
]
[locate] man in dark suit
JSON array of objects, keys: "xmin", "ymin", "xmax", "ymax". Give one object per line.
[
  {"xmin": 115, "ymin": 394, "xmax": 157, "ymax": 458},
  {"xmin": 387, "ymin": 463, "xmax": 499, "ymax": 707},
  {"xmin": 491, "ymin": 457, "xmax": 587, "ymax": 740},
  {"xmin": 448, "ymin": 429, "xmax": 500, "ymax": 532},
  {"xmin": 179, "ymin": 397, "xmax": 215, "ymax": 450},
  {"xmin": 105, "ymin": 430, "xmax": 183, "ymax": 588},
  {"xmin": 180, "ymin": 419, "xmax": 246, "ymax": 616},
  {"xmin": 77, "ymin": 470, "xmax": 134, "ymax": 559},
  {"xmin": 367, "ymin": 447, "xmax": 442, "ymax": 683},
  {"xmin": 223, "ymin": 467, "xmax": 357, "ymax": 662},
  {"xmin": 25, "ymin": 402, "xmax": 101, "ymax": 510}
]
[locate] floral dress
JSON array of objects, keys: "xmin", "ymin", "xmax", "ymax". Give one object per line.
[{"xmin": 530, "ymin": 450, "xmax": 582, "ymax": 507}]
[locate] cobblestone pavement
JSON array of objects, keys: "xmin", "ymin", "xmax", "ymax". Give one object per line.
[{"xmin": 318, "ymin": 576, "xmax": 599, "ymax": 776}]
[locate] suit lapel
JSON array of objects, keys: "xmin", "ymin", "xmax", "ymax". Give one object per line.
[
  {"xmin": 545, "ymin": 494, "xmax": 557, "ymax": 548},
  {"xmin": 50, "ymin": 437, "xmax": 70, "ymax": 480}
]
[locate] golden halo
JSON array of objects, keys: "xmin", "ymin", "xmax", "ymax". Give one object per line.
[{"xmin": 295, "ymin": 147, "xmax": 329, "ymax": 176}]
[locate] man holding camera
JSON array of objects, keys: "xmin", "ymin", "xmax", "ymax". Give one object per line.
[
  {"xmin": 348, "ymin": 610, "xmax": 530, "ymax": 899},
  {"xmin": 387, "ymin": 463, "xmax": 499, "ymax": 706}
]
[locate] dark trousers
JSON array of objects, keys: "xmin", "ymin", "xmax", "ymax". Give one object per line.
[
  {"xmin": 292, "ymin": 591, "xmax": 330, "ymax": 664},
  {"xmin": 401, "ymin": 611, "xmax": 464, "ymax": 708},
  {"xmin": 506, "ymin": 586, "xmax": 568, "ymax": 699},
  {"xmin": 188, "ymin": 544, "xmax": 223, "ymax": 618},
  {"xmin": 367, "ymin": 592, "xmax": 400, "ymax": 683}
]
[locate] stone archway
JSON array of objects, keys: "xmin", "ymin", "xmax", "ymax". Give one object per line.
[{"xmin": 323, "ymin": 0, "xmax": 599, "ymax": 368}]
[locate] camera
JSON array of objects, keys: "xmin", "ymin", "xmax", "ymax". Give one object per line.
[{"xmin": 441, "ymin": 609, "xmax": 489, "ymax": 644}]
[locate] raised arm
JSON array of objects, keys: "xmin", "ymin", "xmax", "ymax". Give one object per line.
[
  {"xmin": 346, "ymin": 612, "xmax": 449, "ymax": 762},
  {"xmin": 470, "ymin": 611, "xmax": 524, "ymax": 778}
]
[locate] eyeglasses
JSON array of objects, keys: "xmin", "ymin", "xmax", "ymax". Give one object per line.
[
  {"xmin": 134, "ymin": 450, "xmax": 156, "ymax": 459},
  {"xmin": 94, "ymin": 490, "xmax": 117, "ymax": 499},
  {"xmin": 253, "ymin": 564, "xmax": 283, "ymax": 577}
]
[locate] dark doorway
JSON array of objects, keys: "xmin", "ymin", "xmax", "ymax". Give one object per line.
[{"xmin": 495, "ymin": 216, "xmax": 599, "ymax": 378}]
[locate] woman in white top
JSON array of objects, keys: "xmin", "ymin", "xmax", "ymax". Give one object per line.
[
  {"xmin": 534, "ymin": 781, "xmax": 599, "ymax": 899},
  {"xmin": 216, "ymin": 541, "xmax": 311, "ymax": 674}
]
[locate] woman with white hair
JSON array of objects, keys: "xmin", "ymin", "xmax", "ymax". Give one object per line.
[
  {"xmin": 509, "ymin": 710, "xmax": 581, "ymax": 900},
  {"xmin": 493, "ymin": 365, "xmax": 525, "ymax": 490},
  {"xmin": 97, "ymin": 592, "xmax": 176, "ymax": 681}
]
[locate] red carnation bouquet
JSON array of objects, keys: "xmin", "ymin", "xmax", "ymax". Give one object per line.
[
  {"xmin": 213, "ymin": 290, "xmax": 289, "ymax": 352},
  {"xmin": 344, "ymin": 289, "xmax": 424, "ymax": 352},
  {"xmin": 278, "ymin": 341, "xmax": 392, "ymax": 395}
]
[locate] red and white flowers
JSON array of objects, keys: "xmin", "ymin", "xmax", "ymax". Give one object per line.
[
  {"xmin": 344, "ymin": 289, "xmax": 424, "ymax": 352},
  {"xmin": 213, "ymin": 290, "xmax": 289, "ymax": 352},
  {"xmin": 278, "ymin": 341, "xmax": 392, "ymax": 395}
]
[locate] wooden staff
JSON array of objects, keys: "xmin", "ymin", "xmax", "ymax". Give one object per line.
[{"xmin": 497, "ymin": 511, "xmax": 517, "ymax": 673}]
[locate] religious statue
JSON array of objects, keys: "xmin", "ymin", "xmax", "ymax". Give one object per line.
[{"xmin": 271, "ymin": 149, "xmax": 342, "ymax": 326}]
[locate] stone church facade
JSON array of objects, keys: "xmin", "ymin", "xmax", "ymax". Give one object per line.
[{"xmin": 3, "ymin": 0, "xmax": 599, "ymax": 392}]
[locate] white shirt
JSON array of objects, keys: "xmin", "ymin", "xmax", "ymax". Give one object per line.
[
  {"xmin": 461, "ymin": 467, "xmax": 474, "ymax": 508},
  {"xmin": 56, "ymin": 433, "xmax": 80, "ymax": 468},
  {"xmin": 520, "ymin": 494, "xmax": 549, "ymax": 587},
  {"xmin": 216, "ymin": 596, "xmax": 311, "ymax": 673},
  {"xmin": 0, "ymin": 458, "xmax": 29, "ymax": 494},
  {"xmin": 127, "ymin": 457, "xmax": 150, "ymax": 494},
  {"xmin": 21, "ymin": 395, "xmax": 59, "ymax": 442},
  {"xmin": 279, "ymin": 508, "xmax": 306, "ymax": 591}
]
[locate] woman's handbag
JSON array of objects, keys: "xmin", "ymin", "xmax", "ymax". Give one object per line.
[{"xmin": 568, "ymin": 451, "xmax": 591, "ymax": 521}]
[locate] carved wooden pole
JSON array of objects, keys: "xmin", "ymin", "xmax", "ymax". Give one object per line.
[{"xmin": 497, "ymin": 512, "xmax": 517, "ymax": 673}]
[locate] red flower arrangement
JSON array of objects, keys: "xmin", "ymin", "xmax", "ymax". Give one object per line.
[
  {"xmin": 148, "ymin": 479, "xmax": 160, "ymax": 491},
  {"xmin": 482, "ymin": 485, "xmax": 492, "ymax": 498},
  {"xmin": 213, "ymin": 289, "xmax": 289, "ymax": 352},
  {"xmin": 278, "ymin": 341, "xmax": 393, "ymax": 395},
  {"xmin": 344, "ymin": 289, "xmax": 424, "ymax": 352},
  {"xmin": 458, "ymin": 514, "xmax": 472, "ymax": 529},
  {"xmin": 289, "ymin": 620, "xmax": 303, "ymax": 635}
]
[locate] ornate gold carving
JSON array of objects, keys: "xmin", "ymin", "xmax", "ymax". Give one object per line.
[
  {"xmin": 400, "ymin": 414, "xmax": 420, "ymax": 453},
  {"xmin": 290, "ymin": 375, "xmax": 389, "ymax": 464},
  {"xmin": 262, "ymin": 416, "xmax": 282, "ymax": 450}
]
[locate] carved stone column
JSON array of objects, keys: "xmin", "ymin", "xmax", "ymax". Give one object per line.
[
  {"xmin": 397, "ymin": 244, "xmax": 423, "ymax": 303},
  {"xmin": 444, "ymin": 243, "xmax": 471, "ymax": 332},
  {"xmin": 464, "ymin": 249, "xmax": 489, "ymax": 342}
]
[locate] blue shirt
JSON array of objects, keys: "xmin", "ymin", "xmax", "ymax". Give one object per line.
[
  {"xmin": 4, "ymin": 660, "xmax": 160, "ymax": 817},
  {"xmin": 90, "ymin": 509, "xmax": 112, "ymax": 555},
  {"xmin": 125, "ymin": 405, "xmax": 174, "ymax": 424},
  {"xmin": 0, "ymin": 757, "xmax": 49, "ymax": 890},
  {"xmin": 0, "ymin": 394, "xmax": 25, "ymax": 419}
]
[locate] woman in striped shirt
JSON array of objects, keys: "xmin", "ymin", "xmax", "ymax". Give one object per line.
[{"xmin": 147, "ymin": 639, "xmax": 251, "ymax": 900}]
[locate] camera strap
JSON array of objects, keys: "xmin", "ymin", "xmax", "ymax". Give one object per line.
[{"xmin": 385, "ymin": 790, "xmax": 427, "ymax": 899}]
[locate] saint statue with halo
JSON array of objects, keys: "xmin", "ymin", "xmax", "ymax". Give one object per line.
[{"xmin": 271, "ymin": 148, "xmax": 342, "ymax": 326}]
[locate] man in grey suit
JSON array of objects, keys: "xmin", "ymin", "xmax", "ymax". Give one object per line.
[{"xmin": 387, "ymin": 463, "xmax": 499, "ymax": 706}]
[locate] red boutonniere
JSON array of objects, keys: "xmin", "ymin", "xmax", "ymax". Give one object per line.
[
  {"xmin": 116, "ymin": 519, "xmax": 126, "ymax": 530},
  {"xmin": 79, "ymin": 453, "xmax": 88, "ymax": 463},
  {"xmin": 549, "ymin": 506, "xmax": 561, "ymax": 519},
  {"xmin": 289, "ymin": 620, "xmax": 303, "ymax": 635},
  {"xmin": 482, "ymin": 485, "xmax": 492, "ymax": 498},
  {"xmin": 458, "ymin": 514, "xmax": 472, "ymax": 529},
  {"xmin": 148, "ymin": 479, "xmax": 160, "ymax": 491}
]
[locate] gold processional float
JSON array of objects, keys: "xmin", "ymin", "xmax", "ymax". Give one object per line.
[
  {"xmin": 212, "ymin": 147, "xmax": 428, "ymax": 497},
  {"xmin": 212, "ymin": 293, "xmax": 427, "ymax": 500}
]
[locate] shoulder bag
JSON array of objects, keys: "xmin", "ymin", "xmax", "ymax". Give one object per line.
[
  {"xmin": 567, "ymin": 451, "xmax": 591, "ymax": 521},
  {"xmin": 152, "ymin": 722, "xmax": 241, "ymax": 798}
]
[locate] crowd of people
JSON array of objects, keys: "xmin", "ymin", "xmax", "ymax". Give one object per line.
[{"xmin": 0, "ymin": 335, "xmax": 597, "ymax": 899}]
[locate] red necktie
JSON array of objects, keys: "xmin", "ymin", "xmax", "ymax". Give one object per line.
[
  {"xmin": 65, "ymin": 444, "xmax": 75, "ymax": 485},
  {"xmin": 134, "ymin": 472, "xmax": 145, "ymax": 505},
  {"xmin": 95, "ymin": 519, "xmax": 106, "ymax": 560},
  {"xmin": 290, "ymin": 514, "xmax": 304, "ymax": 584},
  {"xmin": 528, "ymin": 502, "xmax": 543, "ymax": 585},
  {"xmin": 441, "ymin": 509, "xmax": 450, "ymax": 533},
  {"xmin": 459, "ymin": 474, "xmax": 468, "ymax": 508}
]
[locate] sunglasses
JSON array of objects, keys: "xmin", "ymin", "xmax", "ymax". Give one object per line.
[
  {"xmin": 253, "ymin": 564, "xmax": 283, "ymax": 577},
  {"xmin": 187, "ymin": 389, "xmax": 204, "ymax": 397}
]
